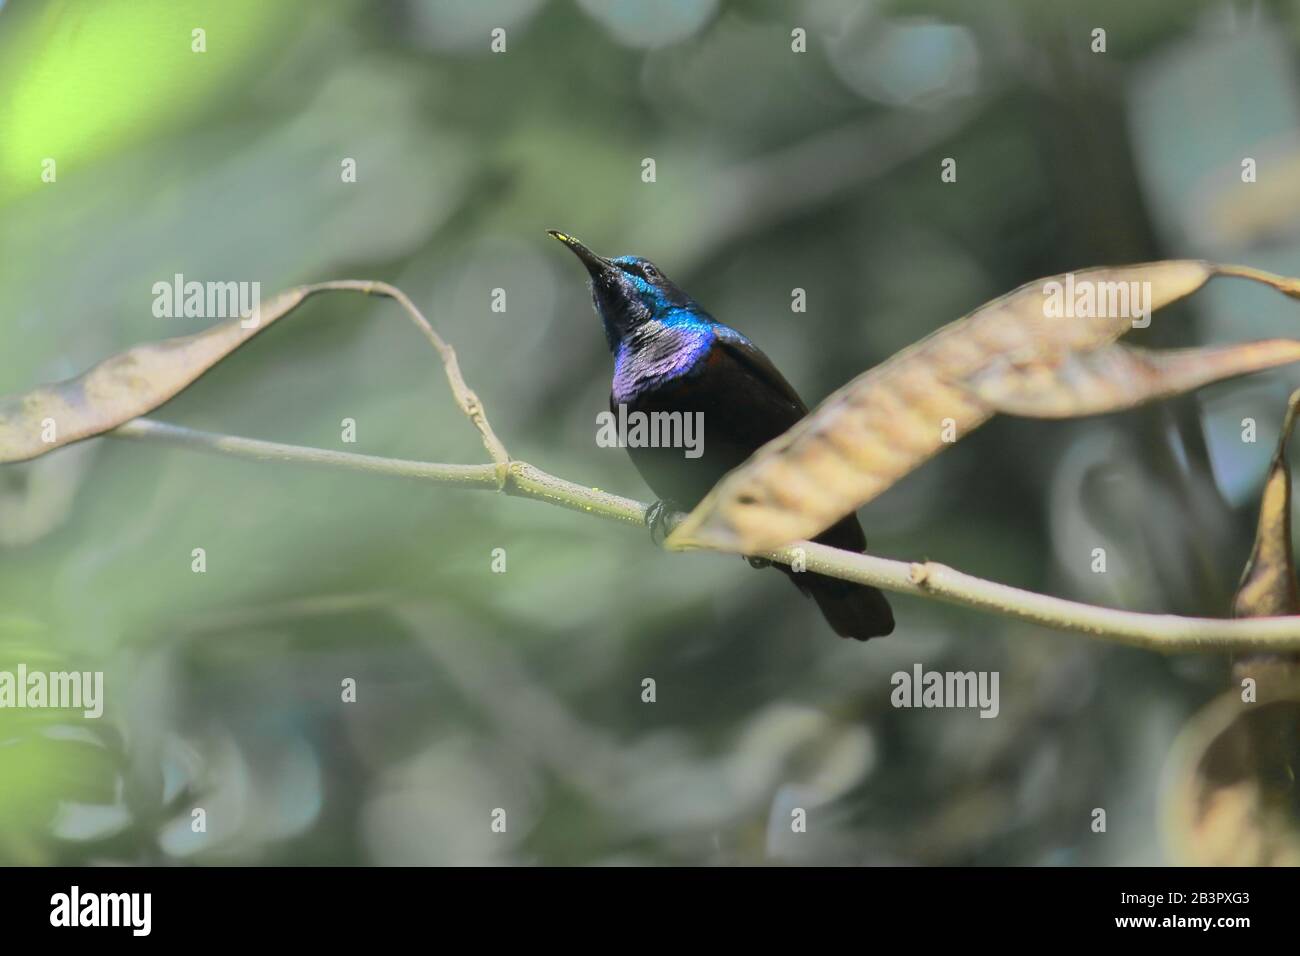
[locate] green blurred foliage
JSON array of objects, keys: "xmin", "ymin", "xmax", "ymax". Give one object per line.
[{"xmin": 1, "ymin": 0, "xmax": 1299, "ymax": 864}]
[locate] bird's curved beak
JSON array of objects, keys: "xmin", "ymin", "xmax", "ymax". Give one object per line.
[{"xmin": 547, "ymin": 230, "xmax": 614, "ymax": 279}]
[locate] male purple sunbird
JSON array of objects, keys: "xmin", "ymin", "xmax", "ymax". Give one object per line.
[{"xmin": 549, "ymin": 230, "xmax": 894, "ymax": 641}]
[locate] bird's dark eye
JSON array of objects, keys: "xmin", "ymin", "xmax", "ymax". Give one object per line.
[{"xmin": 642, "ymin": 264, "xmax": 658, "ymax": 280}]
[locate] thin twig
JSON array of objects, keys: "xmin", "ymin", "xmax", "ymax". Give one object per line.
[
  {"xmin": 108, "ymin": 417, "xmax": 1300, "ymax": 652},
  {"xmin": 306, "ymin": 280, "xmax": 512, "ymax": 475},
  {"xmin": 110, "ymin": 418, "xmax": 499, "ymax": 488}
]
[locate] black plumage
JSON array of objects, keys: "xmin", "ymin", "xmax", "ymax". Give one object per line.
[{"xmin": 551, "ymin": 230, "xmax": 894, "ymax": 641}]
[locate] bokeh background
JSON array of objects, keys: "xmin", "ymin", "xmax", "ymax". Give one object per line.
[{"xmin": 2, "ymin": 0, "xmax": 1299, "ymax": 865}]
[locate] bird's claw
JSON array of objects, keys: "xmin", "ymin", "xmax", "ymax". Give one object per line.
[{"xmin": 645, "ymin": 499, "xmax": 680, "ymax": 549}]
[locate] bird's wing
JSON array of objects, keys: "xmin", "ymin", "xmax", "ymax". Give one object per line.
[
  {"xmin": 712, "ymin": 325, "xmax": 808, "ymax": 415},
  {"xmin": 714, "ymin": 327, "xmax": 871, "ymax": 555}
]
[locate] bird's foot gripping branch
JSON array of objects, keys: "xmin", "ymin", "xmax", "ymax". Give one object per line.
[{"xmin": 5, "ymin": 262, "xmax": 1300, "ymax": 650}]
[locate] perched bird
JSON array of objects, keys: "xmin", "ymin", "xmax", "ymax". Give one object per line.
[{"xmin": 549, "ymin": 230, "xmax": 894, "ymax": 640}]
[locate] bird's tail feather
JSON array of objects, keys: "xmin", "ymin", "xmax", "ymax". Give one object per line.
[{"xmin": 795, "ymin": 570, "xmax": 895, "ymax": 641}]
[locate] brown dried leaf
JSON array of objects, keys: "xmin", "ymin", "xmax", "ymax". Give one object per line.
[
  {"xmin": 1163, "ymin": 692, "xmax": 1300, "ymax": 866},
  {"xmin": 1171, "ymin": 395, "xmax": 1300, "ymax": 864},
  {"xmin": 668, "ymin": 261, "xmax": 1300, "ymax": 553},
  {"xmin": 968, "ymin": 342, "xmax": 1300, "ymax": 418},
  {"xmin": 1234, "ymin": 388, "xmax": 1300, "ymax": 618},
  {"xmin": 0, "ymin": 288, "xmax": 309, "ymax": 464}
]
